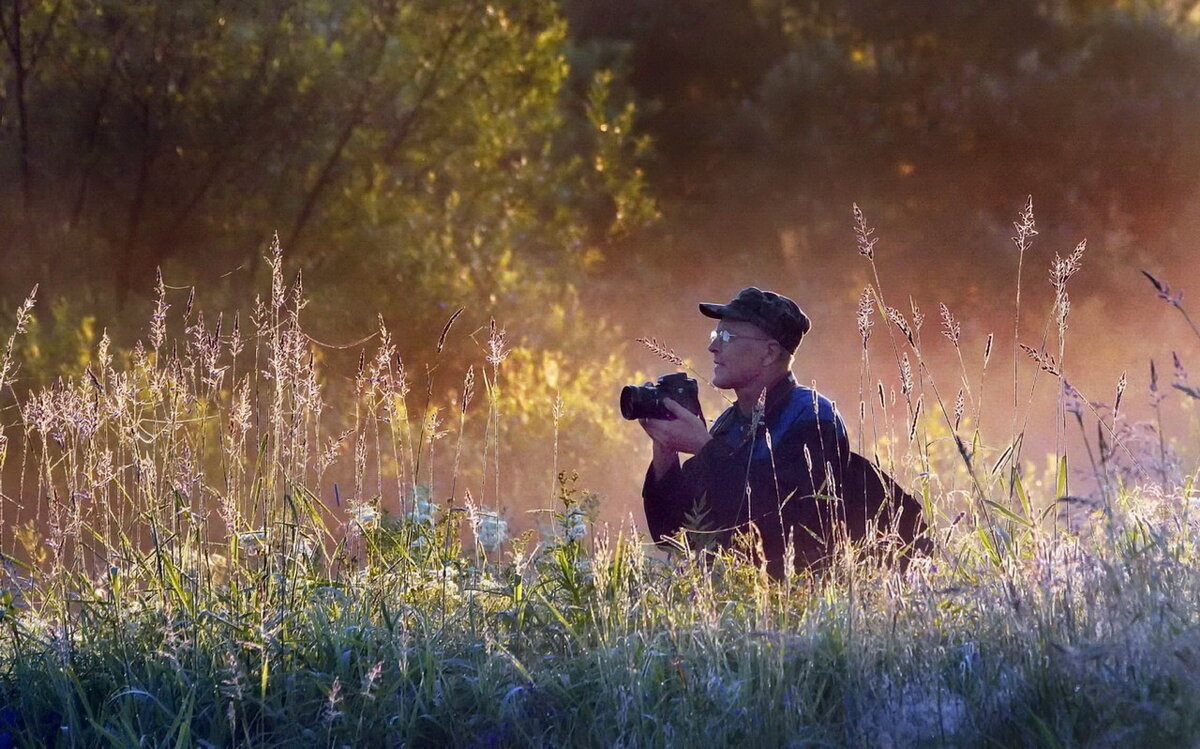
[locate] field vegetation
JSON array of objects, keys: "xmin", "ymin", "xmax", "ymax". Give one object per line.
[
  {"xmin": 5, "ymin": 4, "xmax": 1200, "ymax": 744},
  {"xmin": 1, "ymin": 204, "xmax": 1199, "ymax": 746}
]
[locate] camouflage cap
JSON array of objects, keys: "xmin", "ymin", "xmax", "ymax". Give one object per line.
[{"xmin": 699, "ymin": 287, "xmax": 811, "ymax": 353}]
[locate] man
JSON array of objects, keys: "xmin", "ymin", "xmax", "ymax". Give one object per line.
[{"xmin": 640, "ymin": 287, "xmax": 850, "ymax": 577}]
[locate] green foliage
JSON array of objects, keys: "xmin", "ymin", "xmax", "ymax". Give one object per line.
[
  {"xmin": 14, "ymin": 298, "xmax": 98, "ymax": 383},
  {"xmin": 568, "ymin": 0, "xmax": 1200, "ymax": 311},
  {"xmin": 3, "ymin": 206, "xmax": 1200, "ymax": 745},
  {"xmin": 0, "ymin": 0, "xmax": 655, "ymax": 342}
]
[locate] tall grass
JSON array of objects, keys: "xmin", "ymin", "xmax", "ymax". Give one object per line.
[{"xmin": 1, "ymin": 216, "xmax": 1199, "ymax": 746}]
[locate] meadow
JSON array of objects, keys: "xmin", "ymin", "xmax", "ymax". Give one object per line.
[{"xmin": 1, "ymin": 210, "xmax": 1199, "ymax": 747}]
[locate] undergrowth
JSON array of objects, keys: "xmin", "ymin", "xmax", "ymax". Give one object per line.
[{"xmin": 0, "ymin": 211, "xmax": 1199, "ymax": 747}]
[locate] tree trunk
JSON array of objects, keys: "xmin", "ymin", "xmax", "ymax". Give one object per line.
[
  {"xmin": 116, "ymin": 101, "xmax": 159, "ymax": 309},
  {"xmin": 5, "ymin": 0, "xmax": 36, "ymax": 255}
]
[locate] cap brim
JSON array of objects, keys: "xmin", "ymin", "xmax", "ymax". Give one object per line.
[{"xmin": 699, "ymin": 302, "xmax": 756, "ymax": 322}]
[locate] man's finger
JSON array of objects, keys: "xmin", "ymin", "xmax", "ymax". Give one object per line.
[{"xmin": 662, "ymin": 398, "xmax": 696, "ymax": 421}]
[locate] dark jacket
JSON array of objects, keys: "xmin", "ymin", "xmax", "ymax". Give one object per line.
[{"xmin": 642, "ymin": 373, "xmax": 850, "ymax": 577}]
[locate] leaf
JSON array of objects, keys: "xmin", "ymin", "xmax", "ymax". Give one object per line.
[
  {"xmin": 991, "ymin": 441, "xmax": 1016, "ymax": 474},
  {"xmin": 534, "ymin": 589, "xmax": 578, "ymax": 639},
  {"xmin": 1013, "ymin": 470, "xmax": 1033, "ymax": 525},
  {"xmin": 159, "ymin": 554, "xmax": 194, "ymax": 616},
  {"xmin": 985, "ymin": 499, "xmax": 1033, "ymax": 529},
  {"xmin": 171, "ymin": 688, "xmax": 196, "ymax": 749},
  {"xmin": 977, "ymin": 525, "xmax": 1001, "ymax": 566},
  {"xmin": 1056, "ymin": 454, "xmax": 1068, "ymax": 498}
]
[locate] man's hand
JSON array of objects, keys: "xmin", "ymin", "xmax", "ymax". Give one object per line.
[{"xmin": 638, "ymin": 398, "xmax": 711, "ymax": 455}]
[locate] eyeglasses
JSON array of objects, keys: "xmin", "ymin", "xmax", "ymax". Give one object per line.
[{"xmin": 709, "ymin": 329, "xmax": 773, "ymax": 346}]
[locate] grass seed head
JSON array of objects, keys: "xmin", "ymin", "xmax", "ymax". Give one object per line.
[
  {"xmin": 857, "ymin": 287, "xmax": 875, "ymax": 343},
  {"xmin": 853, "ymin": 203, "xmax": 878, "ymax": 259}
]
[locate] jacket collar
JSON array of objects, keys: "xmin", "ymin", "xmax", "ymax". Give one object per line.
[{"xmin": 713, "ymin": 372, "xmax": 797, "ymax": 438}]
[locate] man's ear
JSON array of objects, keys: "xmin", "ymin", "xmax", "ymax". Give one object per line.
[{"xmin": 762, "ymin": 342, "xmax": 782, "ymax": 367}]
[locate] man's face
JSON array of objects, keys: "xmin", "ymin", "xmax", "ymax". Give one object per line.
[{"xmin": 707, "ymin": 319, "xmax": 776, "ymax": 389}]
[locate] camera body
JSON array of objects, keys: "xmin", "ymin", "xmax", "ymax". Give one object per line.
[{"xmin": 620, "ymin": 373, "xmax": 703, "ymax": 421}]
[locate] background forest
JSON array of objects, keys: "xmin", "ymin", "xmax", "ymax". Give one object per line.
[{"xmin": 4, "ymin": 0, "xmax": 1200, "ymax": 516}]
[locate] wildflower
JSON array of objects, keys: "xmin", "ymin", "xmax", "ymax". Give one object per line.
[
  {"xmin": 351, "ymin": 503, "xmax": 378, "ymax": 529},
  {"xmin": 323, "ymin": 676, "xmax": 343, "ymax": 726},
  {"xmin": 563, "ymin": 507, "xmax": 587, "ymax": 542},
  {"xmin": 903, "ymin": 554, "xmax": 937, "ymax": 588},
  {"xmin": 474, "ymin": 510, "xmax": 508, "ymax": 552},
  {"xmin": 423, "ymin": 565, "xmax": 460, "ymax": 597},
  {"xmin": 361, "ymin": 661, "xmax": 384, "ymax": 701},
  {"xmin": 475, "ymin": 572, "xmax": 504, "ymax": 593},
  {"xmin": 237, "ymin": 531, "xmax": 266, "ymax": 557},
  {"xmin": 408, "ymin": 485, "xmax": 437, "ymax": 526},
  {"xmin": 575, "ymin": 556, "xmax": 594, "ymax": 584},
  {"xmin": 291, "ymin": 538, "xmax": 317, "ymax": 563}
]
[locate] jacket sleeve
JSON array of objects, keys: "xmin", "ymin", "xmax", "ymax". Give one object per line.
[{"xmin": 642, "ymin": 436, "xmax": 736, "ymax": 548}]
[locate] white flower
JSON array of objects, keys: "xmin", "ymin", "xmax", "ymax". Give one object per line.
[
  {"xmin": 408, "ymin": 484, "xmax": 437, "ymax": 526},
  {"xmin": 575, "ymin": 556, "xmax": 594, "ymax": 584},
  {"xmin": 292, "ymin": 538, "xmax": 317, "ymax": 562},
  {"xmin": 351, "ymin": 503, "xmax": 378, "ymax": 529},
  {"xmin": 563, "ymin": 508, "xmax": 587, "ymax": 542},
  {"xmin": 476, "ymin": 572, "xmax": 504, "ymax": 593},
  {"xmin": 474, "ymin": 510, "xmax": 508, "ymax": 552},
  {"xmin": 237, "ymin": 530, "xmax": 266, "ymax": 556},
  {"xmin": 421, "ymin": 565, "xmax": 459, "ymax": 597}
]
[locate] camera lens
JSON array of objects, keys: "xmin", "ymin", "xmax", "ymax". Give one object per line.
[{"xmin": 619, "ymin": 385, "xmax": 641, "ymax": 420}]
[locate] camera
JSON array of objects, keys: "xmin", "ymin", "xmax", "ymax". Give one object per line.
[{"xmin": 620, "ymin": 373, "xmax": 703, "ymax": 421}]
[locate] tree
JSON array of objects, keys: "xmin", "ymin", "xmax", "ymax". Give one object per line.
[
  {"xmin": 0, "ymin": 0, "xmax": 73, "ymax": 256},
  {"xmin": 567, "ymin": 0, "xmax": 1200, "ymax": 305},
  {"xmin": 0, "ymin": 0, "xmax": 654, "ymax": 334}
]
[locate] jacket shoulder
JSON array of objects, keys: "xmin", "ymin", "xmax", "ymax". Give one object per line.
[{"xmin": 778, "ymin": 385, "xmax": 843, "ymax": 428}]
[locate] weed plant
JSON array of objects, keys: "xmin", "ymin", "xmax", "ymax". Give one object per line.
[{"xmin": 1, "ymin": 215, "xmax": 1199, "ymax": 747}]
